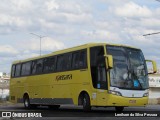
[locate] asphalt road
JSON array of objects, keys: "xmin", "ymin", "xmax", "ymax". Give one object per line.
[{"xmin": 0, "ymin": 104, "xmax": 160, "ymax": 120}]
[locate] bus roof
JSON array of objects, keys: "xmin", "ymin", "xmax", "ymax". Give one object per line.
[{"xmin": 12, "ymin": 43, "xmax": 140, "ymax": 64}]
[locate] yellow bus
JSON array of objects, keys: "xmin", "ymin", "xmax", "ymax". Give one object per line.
[{"xmin": 10, "ymin": 43, "xmax": 157, "ymax": 112}]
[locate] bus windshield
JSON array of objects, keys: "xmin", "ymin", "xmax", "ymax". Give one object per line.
[{"xmin": 106, "ymin": 46, "xmax": 149, "ymax": 90}]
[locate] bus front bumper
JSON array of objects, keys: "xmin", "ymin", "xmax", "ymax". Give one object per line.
[{"xmin": 107, "ymin": 95, "xmax": 148, "ymax": 107}]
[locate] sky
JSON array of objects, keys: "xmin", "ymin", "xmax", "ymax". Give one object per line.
[{"xmin": 0, "ymin": 0, "xmax": 160, "ymax": 73}]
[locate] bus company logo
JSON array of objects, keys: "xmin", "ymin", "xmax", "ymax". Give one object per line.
[
  {"xmin": 2, "ymin": 112, "xmax": 11, "ymax": 117},
  {"xmin": 56, "ymin": 74, "xmax": 72, "ymax": 81}
]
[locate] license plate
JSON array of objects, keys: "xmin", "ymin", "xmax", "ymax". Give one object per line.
[{"xmin": 129, "ymin": 100, "xmax": 136, "ymax": 103}]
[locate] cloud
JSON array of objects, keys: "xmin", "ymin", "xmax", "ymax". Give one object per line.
[
  {"xmin": 19, "ymin": 37, "xmax": 65, "ymax": 52},
  {"xmin": 0, "ymin": 37, "xmax": 65, "ymax": 72},
  {"xmin": 140, "ymin": 18, "xmax": 160, "ymax": 28},
  {"xmin": 0, "ymin": 0, "xmax": 93, "ymax": 35},
  {"xmin": 45, "ymin": 0, "xmax": 59, "ymax": 11},
  {"xmin": 114, "ymin": 1, "xmax": 152, "ymax": 18},
  {"xmin": 16, "ymin": 52, "xmax": 39, "ymax": 60},
  {"xmin": 0, "ymin": 45, "xmax": 19, "ymax": 57},
  {"xmin": 81, "ymin": 29, "xmax": 122, "ymax": 43},
  {"xmin": 0, "ymin": 0, "xmax": 160, "ymax": 72}
]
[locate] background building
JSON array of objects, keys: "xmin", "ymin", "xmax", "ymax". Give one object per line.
[
  {"xmin": 149, "ymin": 74, "xmax": 160, "ymax": 98},
  {"xmin": 0, "ymin": 72, "xmax": 10, "ymax": 100}
]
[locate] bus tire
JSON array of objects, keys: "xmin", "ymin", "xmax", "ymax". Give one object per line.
[
  {"xmin": 82, "ymin": 93, "xmax": 91, "ymax": 112},
  {"xmin": 23, "ymin": 95, "xmax": 31, "ymax": 109},
  {"xmin": 115, "ymin": 106, "xmax": 124, "ymax": 112}
]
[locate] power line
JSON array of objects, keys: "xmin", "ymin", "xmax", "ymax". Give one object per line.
[
  {"xmin": 143, "ymin": 32, "xmax": 160, "ymax": 36},
  {"xmin": 155, "ymin": 0, "xmax": 160, "ymax": 2},
  {"xmin": 143, "ymin": 1, "xmax": 160, "ymax": 36}
]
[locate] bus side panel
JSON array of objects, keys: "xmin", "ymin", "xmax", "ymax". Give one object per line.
[
  {"xmin": 10, "ymin": 77, "xmax": 23, "ymax": 103},
  {"xmin": 28, "ymin": 74, "xmax": 51, "ymax": 99},
  {"xmin": 10, "ymin": 78, "xmax": 17, "ymax": 103},
  {"xmin": 69, "ymin": 69, "xmax": 92, "ymax": 105}
]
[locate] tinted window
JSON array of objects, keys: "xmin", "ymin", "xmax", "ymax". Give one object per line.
[
  {"xmin": 31, "ymin": 60, "xmax": 37, "ymax": 74},
  {"xmin": 43, "ymin": 57, "xmax": 56, "ymax": 73},
  {"xmin": 65, "ymin": 53, "xmax": 72, "ymax": 70},
  {"xmin": 11, "ymin": 65, "xmax": 15, "ymax": 77},
  {"xmin": 21, "ymin": 62, "xmax": 31, "ymax": 76},
  {"xmin": 56, "ymin": 53, "xmax": 72, "ymax": 71},
  {"xmin": 79, "ymin": 50, "xmax": 87, "ymax": 68},
  {"xmin": 90, "ymin": 47, "xmax": 105, "ymax": 66},
  {"xmin": 15, "ymin": 64, "xmax": 21, "ymax": 77},
  {"xmin": 72, "ymin": 50, "xmax": 87, "ymax": 69},
  {"xmin": 36, "ymin": 59, "xmax": 43, "ymax": 74},
  {"xmin": 72, "ymin": 52, "xmax": 79, "ymax": 69},
  {"xmin": 57, "ymin": 55, "xmax": 64, "ymax": 71},
  {"xmin": 31, "ymin": 59, "xmax": 43, "ymax": 74},
  {"xmin": 90, "ymin": 46, "xmax": 107, "ymax": 89}
]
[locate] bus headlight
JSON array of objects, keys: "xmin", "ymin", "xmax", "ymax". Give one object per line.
[
  {"xmin": 143, "ymin": 93, "xmax": 149, "ymax": 97},
  {"xmin": 108, "ymin": 90, "xmax": 122, "ymax": 96}
]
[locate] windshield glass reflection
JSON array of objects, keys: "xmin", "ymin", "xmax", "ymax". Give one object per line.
[{"xmin": 106, "ymin": 46, "xmax": 148, "ymax": 90}]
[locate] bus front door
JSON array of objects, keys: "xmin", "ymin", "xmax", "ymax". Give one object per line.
[
  {"xmin": 90, "ymin": 46, "xmax": 108, "ymax": 106},
  {"xmin": 96, "ymin": 65, "xmax": 108, "ymax": 106}
]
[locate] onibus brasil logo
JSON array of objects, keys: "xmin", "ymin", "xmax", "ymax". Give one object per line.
[{"xmin": 2, "ymin": 112, "xmax": 42, "ymax": 118}]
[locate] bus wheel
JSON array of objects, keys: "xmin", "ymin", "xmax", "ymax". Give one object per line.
[
  {"xmin": 48, "ymin": 105, "xmax": 60, "ymax": 110},
  {"xmin": 115, "ymin": 106, "xmax": 124, "ymax": 112},
  {"xmin": 82, "ymin": 93, "xmax": 91, "ymax": 112},
  {"xmin": 23, "ymin": 95, "xmax": 31, "ymax": 109}
]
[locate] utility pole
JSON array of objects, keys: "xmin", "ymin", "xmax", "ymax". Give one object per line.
[{"xmin": 30, "ymin": 33, "xmax": 46, "ymax": 56}]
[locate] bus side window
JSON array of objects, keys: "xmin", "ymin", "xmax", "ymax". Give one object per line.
[
  {"xmin": 25, "ymin": 62, "xmax": 31, "ymax": 75},
  {"xmin": 11, "ymin": 65, "xmax": 15, "ymax": 78},
  {"xmin": 15, "ymin": 64, "xmax": 21, "ymax": 77},
  {"xmin": 72, "ymin": 52, "xmax": 79, "ymax": 69},
  {"xmin": 64, "ymin": 53, "xmax": 72, "ymax": 70},
  {"xmin": 79, "ymin": 50, "xmax": 87, "ymax": 68},
  {"xmin": 43, "ymin": 57, "xmax": 56, "ymax": 73},
  {"xmin": 57, "ymin": 55, "xmax": 65, "ymax": 71},
  {"xmin": 21, "ymin": 63, "xmax": 26, "ymax": 76},
  {"xmin": 21, "ymin": 62, "xmax": 31, "ymax": 76},
  {"xmin": 56, "ymin": 53, "xmax": 72, "ymax": 72},
  {"xmin": 72, "ymin": 49, "xmax": 87, "ymax": 69},
  {"xmin": 36, "ymin": 59, "xmax": 43, "ymax": 74},
  {"xmin": 31, "ymin": 60, "xmax": 37, "ymax": 74}
]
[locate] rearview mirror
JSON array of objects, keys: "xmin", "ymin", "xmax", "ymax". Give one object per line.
[
  {"xmin": 104, "ymin": 55, "xmax": 113, "ymax": 69},
  {"xmin": 146, "ymin": 60, "xmax": 157, "ymax": 74}
]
